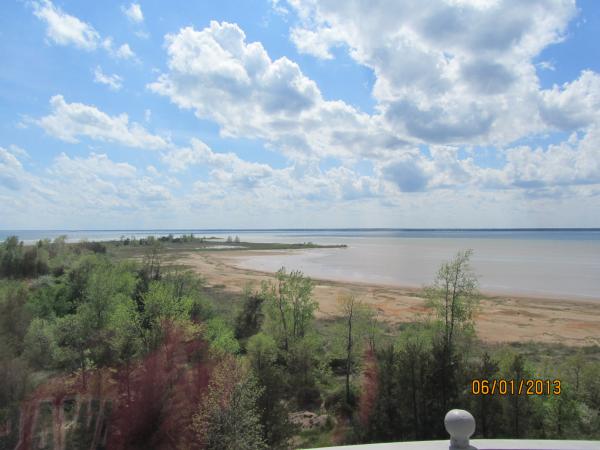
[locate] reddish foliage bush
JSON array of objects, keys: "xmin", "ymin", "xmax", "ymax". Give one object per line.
[
  {"xmin": 107, "ymin": 322, "xmax": 212, "ymax": 449},
  {"xmin": 357, "ymin": 349, "xmax": 379, "ymax": 428}
]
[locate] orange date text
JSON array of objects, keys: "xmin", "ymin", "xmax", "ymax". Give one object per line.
[{"xmin": 470, "ymin": 379, "xmax": 561, "ymax": 396}]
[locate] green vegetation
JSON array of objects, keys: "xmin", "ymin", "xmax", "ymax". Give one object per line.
[{"xmin": 1, "ymin": 235, "xmax": 599, "ymax": 449}]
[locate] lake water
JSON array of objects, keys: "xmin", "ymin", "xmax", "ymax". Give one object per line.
[{"xmin": 1, "ymin": 229, "xmax": 599, "ymax": 300}]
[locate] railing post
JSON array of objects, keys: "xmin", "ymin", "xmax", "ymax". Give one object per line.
[{"xmin": 444, "ymin": 409, "xmax": 475, "ymax": 449}]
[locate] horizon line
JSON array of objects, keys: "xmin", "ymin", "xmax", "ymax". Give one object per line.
[{"xmin": 1, "ymin": 227, "xmax": 599, "ymax": 232}]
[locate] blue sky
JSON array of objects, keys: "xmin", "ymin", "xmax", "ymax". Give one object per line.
[{"xmin": 1, "ymin": 0, "xmax": 599, "ymax": 229}]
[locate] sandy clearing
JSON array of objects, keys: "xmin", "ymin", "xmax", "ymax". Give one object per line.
[{"xmin": 176, "ymin": 250, "xmax": 600, "ymax": 347}]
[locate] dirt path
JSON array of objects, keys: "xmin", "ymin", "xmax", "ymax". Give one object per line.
[{"xmin": 177, "ymin": 250, "xmax": 600, "ymax": 347}]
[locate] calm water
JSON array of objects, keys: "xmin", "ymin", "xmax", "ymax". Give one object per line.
[{"xmin": 2, "ymin": 229, "xmax": 599, "ymax": 300}]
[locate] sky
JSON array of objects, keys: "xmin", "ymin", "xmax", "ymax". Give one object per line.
[{"xmin": 1, "ymin": 0, "xmax": 599, "ymax": 229}]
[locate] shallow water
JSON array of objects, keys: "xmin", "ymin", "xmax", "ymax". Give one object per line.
[{"xmin": 227, "ymin": 233, "xmax": 600, "ymax": 301}]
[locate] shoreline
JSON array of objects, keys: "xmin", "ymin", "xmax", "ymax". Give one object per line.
[
  {"xmin": 202, "ymin": 248, "xmax": 600, "ymax": 303},
  {"xmin": 176, "ymin": 250, "xmax": 600, "ymax": 347}
]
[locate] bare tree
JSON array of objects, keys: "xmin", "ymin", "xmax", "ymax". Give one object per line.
[{"xmin": 337, "ymin": 294, "xmax": 371, "ymax": 404}]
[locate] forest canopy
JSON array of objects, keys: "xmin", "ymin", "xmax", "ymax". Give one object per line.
[{"xmin": 1, "ymin": 236, "xmax": 599, "ymax": 449}]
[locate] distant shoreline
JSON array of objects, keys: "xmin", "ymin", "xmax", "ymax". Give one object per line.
[{"xmin": 2, "ymin": 227, "xmax": 600, "ymax": 245}]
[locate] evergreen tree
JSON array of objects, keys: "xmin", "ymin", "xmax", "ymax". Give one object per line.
[
  {"xmin": 247, "ymin": 333, "xmax": 294, "ymax": 448},
  {"xmin": 235, "ymin": 291, "xmax": 265, "ymax": 341}
]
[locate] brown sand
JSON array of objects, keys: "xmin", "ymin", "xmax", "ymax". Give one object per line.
[{"xmin": 176, "ymin": 250, "xmax": 600, "ymax": 347}]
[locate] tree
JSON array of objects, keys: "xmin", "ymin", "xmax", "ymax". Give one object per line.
[
  {"xmin": 204, "ymin": 317, "xmax": 240, "ymax": 356},
  {"xmin": 0, "ymin": 281, "xmax": 31, "ymax": 355},
  {"xmin": 262, "ymin": 268, "xmax": 317, "ymax": 352},
  {"xmin": 193, "ymin": 357, "xmax": 267, "ymax": 450},
  {"xmin": 27, "ymin": 276, "xmax": 73, "ymax": 318},
  {"xmin": 235, "ymin": 290, "xmax": 265, "ymax": 341},
  {"xmin": 564, "ymin": 350, "xmax": 586, "ymax": 395},
  {"xmin": 363, "ymin": 345, "xmax": 402, "ymax": 442},
  {"xmin": 543, "ymin": 384, "xmax": 582, "ymax": 438},
  {"xmin": 63, "ymin": 254, "xmax": 103, "ymax": 306},
  {"xmin": 141, "ymin": 281, "xmax": 194, "ymax": 350},
  {"xmin": 425, "ymin": 249, "xmax": 479, "ymax": 412},
  {"xmin": 471, "ymin": 352, "xmax": 502, "ymax": 437},
  {"xmin": 247, "ymin": 333, "xmax": 278, "ymax": 374},
  {"xmin": 23, "ymin": 318, "xmax": 56, "ymax": 369},
  {"xmin": 336, "ymin": 294, "xmax": 370, "ymax": 405},
  {"xmin": 53, "ymin": 312, "xmax": 91, "ymax": 388},
  {"xmin": 108, "ymin": 301, "xmax": 142, "ymax": 403},
  {"xmin": 582, "ymin": 361, "xmax": 600, "ymax": 410},
  {"xmin": 396, "ymin": 325, "xmax": 433, "ymax": 440},
  {"xmin": 500, "ymin": 353, "xmax": 536, "ymax": 437},
  {"xmin": 108, "ymin": 323, "xmax": 212, "ymax": 449},
  {"xmin": 80, "ymin": 261, "xmax": 136, "ymax": 367},
  {"xmin": 141, "ymin": 240, "xmax": 163, "ymax": 282},
  {"xmin": 287, "ymin": 332, "xmax": 324, "ymax": 408},
  {"xmin": 0, "ymin": 356, "xmax": 30, "ymax": 424},
  {"xmin": 247, "ymin": 333, "xmax": 294, "ymax": 448},
  {"xmin": 163, "ymin": 270, "xmax": 213, "ymax": 322},
  {"xmin": 426, "ymin": 249, "xmax": 479, "ymax": 357},
  {"xmin": 365, "ymin": 307, "xmax": 382, "ymax": 353},
  {"xmin": 0, "ymin": 236, "xmax": 23, "ymax": 277}
]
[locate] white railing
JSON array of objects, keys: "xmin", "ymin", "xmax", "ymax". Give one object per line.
[{"xmin": 308, "ymin": 409, "xmax": 600, "ymax": 450}]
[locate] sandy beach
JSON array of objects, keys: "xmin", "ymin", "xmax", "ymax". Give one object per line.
[{"xmin": 177, "ymin": 250, "xmax": 600, "ymax": 347}]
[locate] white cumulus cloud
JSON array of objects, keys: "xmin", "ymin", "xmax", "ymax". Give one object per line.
[
  {"xmin": 539, "ymin": 70, "xmax": 600, "ymax": 131},
  {"xmin": 122, "ymin": 3, "xmax": 144, "ymax": 23},
  {"xmin": 282, "ymin": 0, "xmax": 579, "ymax": 144},
  {"xmin": 32, "ymin": 0, "xmax": 100, "ymax": 50},
  {"xmin": 32, "ymin": 1, "xmax": 136, "ymax": 60},
  {"xmin": 0, "ymin": 147, "xmax": 26, "ymax": 191},
  {"xmin": 149, "ymin": 21, "xmax": 399, "ymax": 160},
  {"xmin": 93, "ymin": 66, "xmax": 123, "ymax": 90},
  {"xmin": 36, "ymin": 95, "xmax": 170, "ymax": 149}
]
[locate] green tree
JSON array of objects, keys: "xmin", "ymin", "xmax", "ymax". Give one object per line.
[
  {"xmin": 396, "ymin": 325, "xmax": 433, "ymax": 440},
  {"xmin": 23, "ymin": 317, "xmax": 57, "ymax": 369},
  {"xmin": 108, "ymin": 300, "xmax": 142, "ymax": 402},
  {"xmin": 262, "ymin": 268, "xmax": 317, "ymax": 352},
  {"xmin": 365, "ymin": 306, "xmax": 382, "ymax": 353},
  {"xmin": 141, "ymin": 239, "xmax": 163, "ymax": 282},
  {"xmin": 582, "ymin": 361, "xmax": 600, "ymax": 410},
  {"xmin": 471, "ymin": 352, "xmax": 502, "ymax": 437},
  {"xmin": 563, "ymin": 350, "xmax": 586, "ymax": 395},
  {"xmin": 53, "ymin": 312, "xmax": 91, "ymax": 388},
  {"xmin": 0, "ymin": 356, "xmax": 30, "ymax": 424},
  {"xmin": 141, "ymin": 281, "xmax": 194, "ymax": 350},
  {"xmin": 500, "ymin": 353, "xmax": 536, "ymax": 437},
  {"xmin": 247, "ymin": 333, "xmax": 294, "ymax": 448},
  {"xmin": 0, "ymin": 281, "xmax": 31, "ymax": 355},
  {"xmin": 287, "ymin": 332, "xmax": 324, "ymax": 408},
  {"xmin": 204, "ymin": 317, "xmax": 240, "ymax": 356},
  {"xmin": 27, "ymin": 276, "xmax": 73, "ymax": 318},
  {"xmin": 235, "ymin": 290, "xmax": 265, "ymax": 341},
  {"xmin": 0, "ymin": 236, "xmax": 23, "ymax": 277},
  {"xmin": 425, "ymin": 249, "xmax": 479, "ymax": 413},
  {"xmin": 426, "ymin": 249, "xmax": 479, "ymax": 357},
  {"xmin": 542, "ymin": 384, "xmax": 582, "ymax": 438},
  {"xmin": 364, "ymin": 345, "xmax": 402, "ymax": 442},
  {"xmin": 80, "ymin": 261, "xmax": 136, "ymax": 367}
]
